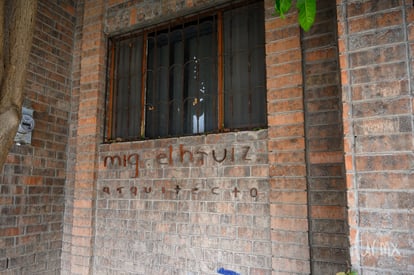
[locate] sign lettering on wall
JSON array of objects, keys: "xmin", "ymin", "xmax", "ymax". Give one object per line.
[
  {"xmin": 101, "ymin": 143, "xmax": 262, "ymax": 199},
  {"xmin": 101, "ymin": 185, "xmax": 259, "ymax": 198},
  {"xmin": 103, "ymin": 144, "xmax": 252, "ymax": 178}
]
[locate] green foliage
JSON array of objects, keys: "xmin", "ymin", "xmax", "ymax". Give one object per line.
[
  {"xmin": 274, "ymin": 0, "xmax": 316, "ymax": 31},
  {"xmin": 336, "ymin": 271, "xmax": 358, "ymax": 275},
  {"xmin": 296, "ymin": 0, "xmax": 316, "ymax": 31},
  {"xmin": 274, "ymin": 0, "xmax": 291, "ymax": 19}
]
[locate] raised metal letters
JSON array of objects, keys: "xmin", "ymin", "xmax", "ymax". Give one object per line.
[
  {"xmin": 102, "ymin": 144, "xmax": 253, "ymax": 179},
  {"xmin": 101, "ymin": 185, "xmax": 259, "ymax": 199}
]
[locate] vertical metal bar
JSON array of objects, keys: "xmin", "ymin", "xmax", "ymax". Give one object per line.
[
  {"xmin": 152, "ymin": 31, "xmax": 158, "ymax": 137},
  {"xmin": 140, "ymin": 33, "xmax": 147, "ymax": 137},
  {"xmin": 217, "ymin": 11, "xmax": 224, "ymax": 130},
  {"xmin": 181, "ymin": 23, "xmax": 186, "ymax": 135},
  {"xmin": 106, "ymin": 41, "xmax": 116, "ymax": 140},
  {"xmin": 247, "ymin": 6, "xmax": 253, "ymax": 126},
  {"xmin": 196, "ymin": 16, "xmax": 200, "ymax": 133},
  {"xmin": 114, "ymin": 41, "xmax": 122, "ymax": 138},
  {"xmin": 167, "ymin": 24, "xmax": 172, "ymax": 136},
  {"xmin": 127, "ymin": 41, "xmax": 133, "ymax": 138}
]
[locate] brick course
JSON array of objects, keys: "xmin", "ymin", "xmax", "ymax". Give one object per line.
[
  {"xmin": 302, "ymin": 1, "xmax": 348, "ymax": 273},
  {"xmin": 264, "ymin": 1, "xmax": 310, "ymax": 274},
  {"xmin": 95, "ymin": 132, "xmax": 271, "ymax": 274},
  {"xmin": 0, "ymin": 0, "xmax": 413, "ymax": 274},
  {"xmin": 0, "ymin": 1, "xmax": 76, "ymax": 274},
  {"xmin": 337, "ymin": 0, "xmax": 414, "ymax": 274}
]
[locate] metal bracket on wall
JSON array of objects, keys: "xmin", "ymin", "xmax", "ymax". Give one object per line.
[{"xmin": 14, "ymin": 107, "xmax": 35, "ymax": 146}]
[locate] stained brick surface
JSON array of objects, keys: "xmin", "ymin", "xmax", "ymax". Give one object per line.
[
  {"xmin": 337, "ymin": 0, "xmax": 414, "ymax": 274},
  {"xmin": 95, "ymin": 132, "xmax": 270, "ymax": 274},
  {"xmin": 0, "ymin": 0, "xmax": 413, "ymax": 274},
  {"xmin": 264, "ymin": 1, "xmax": 311, "ymax": 273},
  {"xmin": 0, "ymin": 1, "xmax": 76, "ymax": 274},
  {"xmin": 302, "ymin": 1, "xmax": 349, "ymax": 273}
]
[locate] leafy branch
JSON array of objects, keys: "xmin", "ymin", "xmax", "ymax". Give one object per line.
[
  {"xmin": 274, "ymin": 0, "xmax": 316, "ymax": 32},
  {"xmin": 336, "ymin": 271, "xmax": 358, "ymax": 275},
  {"xmin": 336, "ymin": 262, "xmax": 358, "ymax": 275}
]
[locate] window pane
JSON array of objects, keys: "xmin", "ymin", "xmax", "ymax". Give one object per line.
[
  {"xmin": 146, "ymin": 18, "xmax": 217, "ymax": 138},
  {"xmin": 146, "ymin": 33, "xmax": 169, "ymax": 138},
  {"xmin": 106, "ymin": 1, "xmax": 267, "ymax": 142},
  {"xmin": 112, "ymin": 36, "xmax": 143, "ymax": 140},
  {"xmin": 184, "ymin": 21, "xmax": 218, "ymax": 134},
  {"xmin": 223, "ymin": 1, "xmax": 266, "ymax": 129}
]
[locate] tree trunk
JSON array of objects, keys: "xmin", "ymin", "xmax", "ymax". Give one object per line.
[{"xmin": 0, "ymin": 0, "xmax": 38, "ymax": 171}]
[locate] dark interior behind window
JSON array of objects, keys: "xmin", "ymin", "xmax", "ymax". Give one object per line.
[{"xmin": 105, "ymin": 0, "xmax": 266, "ymax": 142}]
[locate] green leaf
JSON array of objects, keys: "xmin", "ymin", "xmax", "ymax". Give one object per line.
[
  {"xmin": 274, "ymin": 0, "xmax": 292, "ymax": 19},
  {"xmin": 336, "ymin": 273, "xmax": 346, "ymax": 275},
  {"xmin": 296, "ymin": 0, "xmax": 316, "ymax": 31},
  {"xmin": 349, "ymin": 272, "xmax": 358, "ymax": 275}
]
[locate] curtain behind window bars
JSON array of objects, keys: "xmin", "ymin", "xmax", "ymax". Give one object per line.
[
  {"xmin": 223, "ymin": 2, "xmax": 266, "ymax": 130},
  {"xmin": 145, "ymin": 17, "xmax": 218, "ymax": 138},
  {"xmin": 113, "ymin": 36, "xmax": 143, "ymax": 140},
  {"xmin": 109, "ymin": 1, "xmax": 266, "ymax": 141}
]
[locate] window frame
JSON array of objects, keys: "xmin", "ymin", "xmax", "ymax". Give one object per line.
[{"xmin": 105, "ymin": 0, "xmax": 266, "ymax": 142}]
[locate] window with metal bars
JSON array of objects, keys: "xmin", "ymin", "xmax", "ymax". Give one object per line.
[{"xmin": 105, "ymin": 0, "xmax": 266, "ymax": 142}]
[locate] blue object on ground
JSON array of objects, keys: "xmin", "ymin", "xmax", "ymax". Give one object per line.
[{"xmin": 217, "ymin": 267, "xmax": 240, "ymax": 275}]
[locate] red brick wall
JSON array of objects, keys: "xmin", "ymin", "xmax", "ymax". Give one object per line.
[
  {"xmin": 62, "ymin": 0, "xmax": 349, "ymax": 274},
  {"xmin": 61, "ymin": 0, "xmax": 85, "ymax": 274},
  {"xmin": 61, "ymin": 0, "xmax": 106, "ymax": 273},
  {"xmin": 0, "ymin": 0, "xmax": 76, "ymax": 274},
  {"xmin": 96, "ymin": 132, "xmax": 270, "ymax": 274},
  {"xmin": 302, "ymin": 0, "xmax": 348, "ymax": 273},
  {"xmin": 98, "ymin": 1, "xmax": 271, "ymax": 274},
  {"xmin": 1, "ymin": 0, "xmax": 411, "ymax": 274},
  {"xmin": 337, "ymin": 0, "xmax": 414, "ymax": 274},
  {"xmin": 264, "ymin": 1, "xmax": 310, "ymax": 274}
]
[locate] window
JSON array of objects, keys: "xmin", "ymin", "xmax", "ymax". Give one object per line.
[{"xmin": 105, "ymin": 0, "xmax": 266, "ymax": 141}]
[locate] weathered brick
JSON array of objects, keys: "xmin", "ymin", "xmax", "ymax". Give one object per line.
[
  {"xmin": 348, "ymin": 10, "xmax": 403, "ymax": 33},
  {"xmin": 349, "ymin": 27, "xmax": 405, "ymax": 51},
  {"xmin": 355, "ymin": 134, "xmax": 412, "ymax": 153},
  {"xmin": 269, "ymin": 151, "xmax": 305, "ymax": 163},
  {"xmin": 357, "ymin": 172, "xmax": 412, "ymax": 190},
  {"xmin": 272, "ymin": 217, "xmax": 309, "ymax": 232},
  {"xmin": 272, "ymin": 257, "xmax": 311, "ymax": 273},
  {"xmin": 267, "ymin": 112, "xmax": 304, "ymax": 126},
  {"xmin": 311, "ymin": 205, "xmax": 346, "ymax": 220},
  {"xmin": 346, "ymin": 0, "xmax": 403, "ymax": 17},
  {"xmin": 353, "ymin": 117, "xmax": 407, "ymax": 135},
  {"xmin": 267, "ymin": 98, "xmax": 304, "ymax": 113},
  {"xmin": 355, "ymin": 154, "xmax": 413, "ymax": 171},
  {"xmin": 1, "ymin": 1, "xmax": 412, "ymax": 275},
  {"xmin": 0, "ymin": 0, "xmax": 76, "ymax": 273},
  {"xmin": 354, "ymin": 97, "xmax": 412, "ymax": 118},
  {"xmin": 358, "ymin": 191, "xmax": 414, "ymax": 209},
  {"xmin": 352, "ymin": 80, "xmax": 409, "ymax": 100},
  {"xmin": 351, "ymin": 62, "xmax": 408, "ymax": 84},
  {"xmin": 350, "ymin": 44, "xmax": 407, "ymax": 68}
]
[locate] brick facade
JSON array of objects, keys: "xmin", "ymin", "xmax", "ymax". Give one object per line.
[
  {"xmin": 302, "ymin": 1, "xmax": 348, "ymax": 273},
  {"xmin": 0, "ymin": 0, "xmax": 76, "ymax": 274},
  {"xmin": 0, "ymin": 0, "xmax": 412, "ymax": 274},
  {"xmin": 337, "ymin": 0, "xmax": 414, "ymax": 274},
  {"xmin": 265, "ymin": 2, "xmax": 310, "ymax": 273},
  {"xmin": 95, "ymin": 132, "xmax": 270, "ymax": 274}
]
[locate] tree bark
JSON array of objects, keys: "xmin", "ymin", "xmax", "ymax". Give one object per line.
[{"xmin": 0, "ymin": 0, "xmax": 38, "ymax": 171}]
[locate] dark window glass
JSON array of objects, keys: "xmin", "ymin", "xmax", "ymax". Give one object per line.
[
  {"xmin": 111, "ymin": 36, "xmax": 143, "ymax": 140},
  {"xmin": 223, "ymin": 3, "xmax": 266, "ymax": 129},
  {"xmin": 106, "ymin": 1, "xmax": 266, "ymax": 142},
  {"xmin": 146, "ymin": 18, "xmax": 217, "ymax": 138}
]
